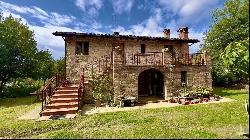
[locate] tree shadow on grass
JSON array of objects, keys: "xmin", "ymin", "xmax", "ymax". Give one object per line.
[
  {"xmin": 213, "ymin": 87, "xmax": 249, "ymax": 99},
  {"xmin": 0, "ymin": 95, "xmax": 39, "ymax": 108}
]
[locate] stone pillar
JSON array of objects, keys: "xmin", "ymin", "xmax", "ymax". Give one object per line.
[{"xmin": 112, "ymin": 43, "xmax": 124, "ymax": 104}]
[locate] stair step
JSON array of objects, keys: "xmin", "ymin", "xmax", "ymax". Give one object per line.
[
  {"xmin": 55, "ymin": 90, "xmax": 78, "ymax": 94},
  {"xmin": 57, "ymin": 86, "xmax": 78, "ymax": 90},
  {"xmin": 45, "ymin": 102, "xmax": 78, "ymax": 109},
  {"xmin": 50, "ymin": 98, "xmax": 78, "ymax": 103},
  {"xmin": 52, "ymin": 93, "xmax": 78, "ymax": 98},
  {"xmin": 41, "ymin": 107, "xmax": 78, "ymax": 116}
]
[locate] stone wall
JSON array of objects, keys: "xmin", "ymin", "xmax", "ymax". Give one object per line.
[
  {"xmin": 118, "ymin": 66, "xmax": 168, "ymax": 100},
  {"xmin": 65, "ymin": 37, "xmax": 113, "ymax": 83},
  {"xmin": 65, "ymin": 37, "xmax": 184, "ymax": 83},
  {"xmin": 64, "ymin": 36, "xmax": 212, "ymax": 103},
  {"xmin": 171, "ymin": 65, "xmax": 212, "ymax": 96}
]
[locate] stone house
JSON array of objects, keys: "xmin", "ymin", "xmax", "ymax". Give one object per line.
[{"xmin": 53, "ymin": 27, "xmax": 212, "ymax": 104}]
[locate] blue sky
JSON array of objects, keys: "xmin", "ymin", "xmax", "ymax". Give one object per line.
[{"xmin": 0, "ymin": 0, "xmax": 226, "ymax": 59}]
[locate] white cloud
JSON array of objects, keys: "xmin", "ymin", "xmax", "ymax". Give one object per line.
[
  {"xmin": 2, "ymin": 11, "xmax": 29, "ymax": 25},
  {"xmin": 29, "ymin": 25, "xmax": 82, "ymax": 58},
  {"xmin": 0, "ymin": 2, "xmax": 86, "ymax": 59},
  {"xmin": 0, "ymin": 1, "xmax": 34, "ymax": 14},
  {"xmin": 110, "ymin": 6, "xmax": 204, "ymax": 53},
  {"xmin": 158, "ymin": 0, "xmax": 221, "ymax": 25},
  {"xmin": 0, "ymin": 1, "xmax": 76, "ymax": 26},
  {"xmin": 75, "ymin": 0, "xmax": 103, "ymax": 16},
  {"xmin": 112, "ymin": 0, "xmax": 134, "ymax": 14},
  {"xmin": 128, "ymin": 8, "xmax": 163, "ymax": 37}
]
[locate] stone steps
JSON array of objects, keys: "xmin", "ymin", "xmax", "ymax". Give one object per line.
[
  {"xmin": 39, "ymin": 85, "xmax": 82, "ymax": 120},
  {"xmin": 52, "ymin": 93, "xmax": 78, "ymax": 98},
  {"xmin": 49, "ymin": 97, "xmax": 78, "ymax": 104},
  {"xmin": 57, "ymin": 86, "xmax": 78, "ymax": 90},
  {"xmin": 45, "ymin": 102, "xmax": 78, "ymax": 109},
  {"xmin": 55, "ymin": 90, "xmax": 78, "ymax": 94},
  {"xmin": 40, "ymin": 107, "xmax": 78, "ymax": 116}
]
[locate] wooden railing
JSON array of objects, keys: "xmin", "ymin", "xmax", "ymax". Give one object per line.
[
  {"xmin": 77, "ymin": 68, "xmax": 85, "ymax": 110},
  {"xmin": 172, "ymin": 53, "xmax": 206, "ymax": 66},
  {"xmin": 41, "ymin": 74, "xmax": 64, "ymax": 112},
  {"xmin": 125, "ymin": 52, "xmax": 164, "ymax": 66}
]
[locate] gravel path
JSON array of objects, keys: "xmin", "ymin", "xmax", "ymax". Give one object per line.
[
  {"xmin": 81, "ymin": 97, "xmax": 235, "ymax": 115},
  {"xmin": 18, "ymin": 106, "xmax": 41, "ymax": 120},
  {"xmin": 18, "ymin": 97, "xmax": 235, "ymax": 120}
]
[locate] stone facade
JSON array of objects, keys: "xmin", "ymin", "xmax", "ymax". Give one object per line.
[{"xmin": 55, "ymin": 29, "xmax": 212, "ymax": 104}]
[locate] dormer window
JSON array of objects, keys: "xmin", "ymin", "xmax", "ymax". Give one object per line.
[{"xmin": 75, "ymin": 41, "xmax": 89, "ymax": 55}]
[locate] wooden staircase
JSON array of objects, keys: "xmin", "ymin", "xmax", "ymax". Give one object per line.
[{"xmin": 38, "ymin": 85, "xmax": 80, "ymax": 120}]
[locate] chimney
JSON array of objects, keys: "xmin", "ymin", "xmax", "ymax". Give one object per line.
[
  {"xmin": 177, "ymin": 27, "xmax": 188, "ymax": 39},
  {"xmin": 163, "ymin": 28, "xmax": 170, "ymax": 39},
  {"xmin": 113, "ymin": 32, "xmax": 119, "ymax": 36}
]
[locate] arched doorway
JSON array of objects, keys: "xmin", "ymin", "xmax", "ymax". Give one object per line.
[{"xmin": 138, "ymin": 69, "xmax": 164, "ymax": 98}]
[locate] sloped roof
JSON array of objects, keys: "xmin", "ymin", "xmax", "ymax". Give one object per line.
[{"xmin": 52, "ymin": 31, "xmax": 200, "ymax": 43}]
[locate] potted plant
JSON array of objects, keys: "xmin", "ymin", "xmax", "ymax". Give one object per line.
[
  {"xmin": 169, "ymin": 97, "xmax": 175, "ymax": 103},
  {"xmin": 199, "ymin": 96, "xmax": 203, "ymax": 103}
]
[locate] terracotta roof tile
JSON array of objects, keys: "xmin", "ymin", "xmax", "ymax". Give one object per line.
[{"xmin": 52, "ymin": 31, "xmax": 199, "ymax": 43}]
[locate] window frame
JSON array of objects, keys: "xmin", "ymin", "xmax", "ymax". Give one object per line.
[
  {"xmin": 75, "ymin": 41, "xmax": 89, "ymax": 55},
  {"xmin": 164, "ymin": 45, "xmax": 173, "ymax": 52},
  {"xmin": 181, "ymin": 71, "xmax": 187, "ymax": 86},
  {"xmin": 141, "ymin": 44, "xmax": 145, "ymax": 53}
]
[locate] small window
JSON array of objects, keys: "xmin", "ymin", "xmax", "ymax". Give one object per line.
[
  {"xmin": 181, "ymin": 71, "xmax": 187, "ymax": 86},
  {"xmin": 83, "ymin": 42, "xmax": 89, "ymax": 55},
  {"xmin": 75, "ymin": 41, "xmax": 89, "ymax": 55},
  {"xmin": 164, "ymin": 45, "xmax": 173, "ymax": 52},
  {"xmin": 141, "ymin": 44, "xmax": 145, "ymax": 53}
]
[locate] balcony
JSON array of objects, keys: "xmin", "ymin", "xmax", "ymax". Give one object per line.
[
  {"xmin": 172, "ymin": 53, "xmax": 206, "ymax": 66},
  {"xmin": 124, "ymin": 52, "xmax": 206, "ymax": 66},
  {"xmin": 125, "ymin": 52, "xmax": 164, "ymax": 66}
]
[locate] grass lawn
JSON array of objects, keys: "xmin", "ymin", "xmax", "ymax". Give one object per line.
[{"xmin": 0, "ymin": 87, "xmax": 249, "ymax": 139}]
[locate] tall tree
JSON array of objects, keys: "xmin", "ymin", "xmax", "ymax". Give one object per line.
[
  {"xmin": 53, "ymin": 57, "xmax": 65, "ymax": 77},
  {"xmin": 204, "ymin": 0, "xmax": 249, "ymax": 85},
  {"xmin": 0, "ymin": 14, "xmax": 37, "ymax": 95},
  {"xmin": 35, "ymin": 50, "xmax": 54, "ymax": 85}
]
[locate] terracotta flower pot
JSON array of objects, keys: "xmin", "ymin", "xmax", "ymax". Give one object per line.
[{"xmin": 203, "ymin": 98, "xmax": 209, "ymax": 102}]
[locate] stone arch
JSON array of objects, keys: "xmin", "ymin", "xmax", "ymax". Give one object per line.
[{"xmin": 138, "ymin": 68, "xmax": 164, "ymax": 98}]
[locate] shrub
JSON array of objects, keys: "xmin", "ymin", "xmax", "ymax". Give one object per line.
[
  {"xmin": 91, "ymin": 71, "xmax": 114, "ymax": 103},
  {"xmin": 3, "ymin": 78, "xmax": 43, "ymax": 98}
]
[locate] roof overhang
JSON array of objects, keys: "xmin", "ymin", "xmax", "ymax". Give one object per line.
[{"xmin": 53, "ymin": 31, "xmax": 200, "ymax": 43}]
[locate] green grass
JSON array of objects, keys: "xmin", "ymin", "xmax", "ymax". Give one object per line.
[{"xmin": 0, "ymin": 87, "xmax": 249, "ymax": 139}]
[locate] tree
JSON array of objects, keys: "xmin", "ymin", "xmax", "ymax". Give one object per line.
[
  {"xmin": 53, "ymin": 57, "xmax": 65, "ymax": 77},
  {"xmin": 221, "ymin": 39, "xmax": 249, "ymax": 80},
  {"xmin": 0, "ymin": 14, "xmax": 37, "ymax": 96},
  {"xmin": 204, "ymin": 0, "xmax": 249, "ymax": 85},
  {"xmin": 35, "ymin": 50, "xmax": 54, "ymax": 85}
]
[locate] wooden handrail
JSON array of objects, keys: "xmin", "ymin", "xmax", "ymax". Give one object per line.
[
  {"xmin": 77, "ymin": 68, "xmax": 85, "ymax": 110},
  {"xmin": 40, "ymin": 74, "xmax": 64, "ymax": 113},
  {"xmin": 172, "ymin": 53, "xmax": 206, "ymax": 66},
  {"xmin": 125, "ymin": 52, "xmax": 163, "ymax": 65}
]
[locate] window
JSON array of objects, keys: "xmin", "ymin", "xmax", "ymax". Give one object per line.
[
  {"xmin": 181, "ymin": 71, "xmax": 187, "ymax": 86},
  {"xmin": 75, "ymin": 41, "xmax": 89, "ymax": 55},
  {"xmin": 141, "ymin": 44, "xmax": 145, "ymax": 53},
  {"xmin": 164, "ymin": 45, "xmax": 173, "ymax": 52}
]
